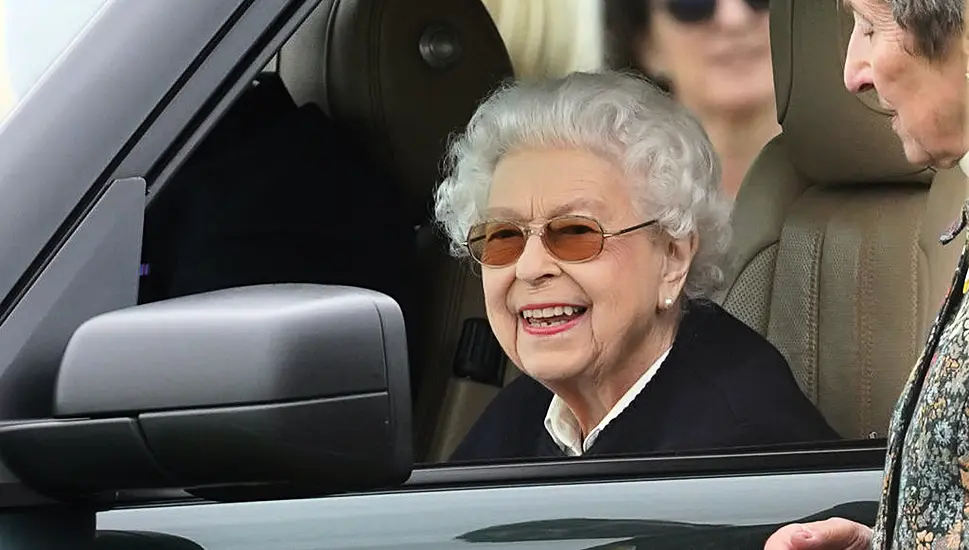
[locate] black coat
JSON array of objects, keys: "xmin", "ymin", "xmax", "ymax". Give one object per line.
[{"xmin": 450, "ymin": 301, "xmax": 839, "ymax": 462}]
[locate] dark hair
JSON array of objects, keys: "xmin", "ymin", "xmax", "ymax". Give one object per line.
[
  {"xmin": 603, "ymin": 0, "xmax": 672, "ymax": 92},
  {"xmin": 886, "ymin": 0, "xmax": 964, "ymax": 61}
]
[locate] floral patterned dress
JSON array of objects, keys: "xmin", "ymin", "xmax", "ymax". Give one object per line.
[{"xmin": 871, "ymin": 204, "xmax": 969, "ymax": 549}]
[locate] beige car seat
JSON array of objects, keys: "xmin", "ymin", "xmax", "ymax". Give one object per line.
[
  {"xmin": 276, "ymin": 0, "xmax": 514, "ymax": 461},
  {"xmin": 717, "ymin": 0, "xmax": 968, "ymax": 439}
]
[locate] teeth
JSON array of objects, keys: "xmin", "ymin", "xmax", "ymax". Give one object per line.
[
  {"xmin": 521, "ymin": 306, "xmax": 586, "ymax": 319},
  {"xmin": 531, "ymin": 319, "xmax": 569, "ymax": 327}
]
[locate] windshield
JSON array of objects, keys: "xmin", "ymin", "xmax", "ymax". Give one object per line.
[{"xmin": 0, "ymin": 0, "xmax": 109, "ymax": 123}]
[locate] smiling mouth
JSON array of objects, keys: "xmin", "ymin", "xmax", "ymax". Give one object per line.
[{"xmin": 520, "ymin": 305, "xmax": 587, "ymax": 328}]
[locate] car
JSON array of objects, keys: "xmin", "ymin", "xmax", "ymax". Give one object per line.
[{"xmin": 0, "ymin": 0, "xmax": 960, "ymax": 548}]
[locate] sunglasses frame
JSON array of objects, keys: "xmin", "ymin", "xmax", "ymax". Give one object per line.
[
  {"xmin": 664, "ymin": 0, "xmax": 770, "ymax": 24},
  {"xmin": 463, "ymin": 215, "xmax": 658, "ymax": 268}
]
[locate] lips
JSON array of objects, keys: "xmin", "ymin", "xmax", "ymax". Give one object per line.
[{"xmin": 519, "ymin": 303, "xmax": 588, "ymax": 336}]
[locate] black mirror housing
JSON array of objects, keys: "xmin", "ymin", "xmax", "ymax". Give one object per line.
[{"xmin": 0, "ymin": 284, "xmax": 412, "ymax": 502}]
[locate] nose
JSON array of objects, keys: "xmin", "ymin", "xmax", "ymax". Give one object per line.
[
  {"xmin": 514, "ymin": 234, "xmax": 560, "ymax": 285},
  {"xmin": 843, "ymin": 29, "xmax": 874, "ymax": 94},
  {"xmin": 715, "ymin": 0, "xmax": 758, "ymax": 27}
]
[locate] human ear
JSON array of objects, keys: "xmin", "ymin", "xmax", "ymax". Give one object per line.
[{"xmin": 657, "ymin": 232, "xmax": 698, "ymax": 307}]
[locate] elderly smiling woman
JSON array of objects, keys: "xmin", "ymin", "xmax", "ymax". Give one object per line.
[{"xmin": 434, "ymin": 71, "xmax": 837, "ymax": 462}]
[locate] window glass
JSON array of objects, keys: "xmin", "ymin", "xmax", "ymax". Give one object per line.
[
  {"xmin": 142, "ymin": 0, "xmax": 883, "ymax": 475},
  {"xmin": 0, "ymin": 0, "xmax": 109, "ymax": 122}
]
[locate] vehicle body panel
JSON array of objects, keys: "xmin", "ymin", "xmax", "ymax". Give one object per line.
[{"xmin": 97, "ymin": 467, "xmax": 883, "ymax": 549}]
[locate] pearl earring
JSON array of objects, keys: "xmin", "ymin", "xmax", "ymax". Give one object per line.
[{"xmin": 663, "ymin": 297, "xmax": 674, "ymax": 308}]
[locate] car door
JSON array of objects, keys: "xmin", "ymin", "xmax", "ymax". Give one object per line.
[
  {"xmin": 95, "ymin": 446, "xmax": 885, "ymax": 549},
  {"xmin": 0, "ymin": 0, "xmax": 321, "ymax": 545}
]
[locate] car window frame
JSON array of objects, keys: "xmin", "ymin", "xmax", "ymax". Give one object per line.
[
  {"xmin": 0, "ymin": 0, "xmax": 322, "ymax": 511},
  {"xmin": 0, "ymin": 0, "xmax": 318, "ymax": 323}
]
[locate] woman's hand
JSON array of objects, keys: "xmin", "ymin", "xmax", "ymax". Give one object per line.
[{"xmin": 764, "ymin": 518, "xmax": 872, "ymax": 550}]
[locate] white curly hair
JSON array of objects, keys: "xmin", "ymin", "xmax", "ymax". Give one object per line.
[{"xmin": 433, "ymin": 70, "xmax": 732, "ymax": 299}]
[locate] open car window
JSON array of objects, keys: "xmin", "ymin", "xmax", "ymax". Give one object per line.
[{"xmin": 134, "ymin": 0, "xmax": 901, "ymax": 469}]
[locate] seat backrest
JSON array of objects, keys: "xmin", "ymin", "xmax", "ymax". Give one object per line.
[
  {"xmin": 280, "ymin": 0, "xmax": 513, "ymax": 225},
  {"xmin": 278, "ymin": 0, "xmax": 514, "ymax": 461},
  {"xmin": 717, "ymin": 1, "xmax": 969, "ymax": 439}
]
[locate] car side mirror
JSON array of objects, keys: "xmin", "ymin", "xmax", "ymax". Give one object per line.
[{"xmin": 0, "ymin": 284, "xmax": 412, "ymax": 502}]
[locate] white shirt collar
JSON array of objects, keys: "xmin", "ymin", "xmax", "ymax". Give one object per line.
[
  {"xmin": 958, "ymin": 152, "xmax": 969, "ymax": 177},
  {"xmin": 543, "ymin": 348, "xmax": 671, "ymax": 457}
]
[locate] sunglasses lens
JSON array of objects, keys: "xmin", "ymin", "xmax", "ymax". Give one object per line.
[
  {"xmin": 666, "ymin": 0, "xmax": 769, "ymax": 23},
  {"xmin": 545, "ymin": 217, "xmax": 604, "ymax": 262},
  {"xmin": 665, "ymin": 0, "xmax": 716, "ymax": 23},
  {"xmin": 468, "ymin": 221, "xmax": 525, "ymax": 266}
]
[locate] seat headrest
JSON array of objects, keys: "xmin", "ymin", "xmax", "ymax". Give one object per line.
[
  {"xmin": 771, "ymin": 0, "xmax": 931, "ymax": 184},
  {"xmin": 322, "ymin": 0, "xmax": 514, "ymax": 220}
]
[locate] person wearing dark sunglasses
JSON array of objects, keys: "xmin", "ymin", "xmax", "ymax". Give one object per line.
[
  {"xmin": 604, "ymin": 0, "xmax": 778, "ymax": 198},
  {"xmin": 435, "ymin": 71, "xmax": 837, "ymax": 463}
]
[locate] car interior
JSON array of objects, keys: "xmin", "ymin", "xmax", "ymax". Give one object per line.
[
  {"xmin": 135, "ymin": 0, "xmax": 969, "ymax": 467},
  {"xmin": 715, "ymin": 1, "xmax": 968, "ymax": 442}
]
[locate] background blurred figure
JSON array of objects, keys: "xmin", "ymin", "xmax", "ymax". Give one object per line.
[
  {"xmin": 604, "ymin": 0, "xmax": 780, "ymax": 197},
  {"xmin": 481, "ymin": 0, "xmax": 603, "ymax": 80}
]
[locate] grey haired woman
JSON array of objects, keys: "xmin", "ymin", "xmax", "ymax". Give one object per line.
[{"xmin": 434, "ymin": 70, "xmax": 836, "ymax": 462}]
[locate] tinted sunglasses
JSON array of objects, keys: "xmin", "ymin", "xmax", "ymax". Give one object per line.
[
  {"xmin": 464, "ymin": 215, "xmax": 657, "ymax": 268},
  {"xmin": 664, "ymin": 0, "xmax": 770, "ymax": 24}
]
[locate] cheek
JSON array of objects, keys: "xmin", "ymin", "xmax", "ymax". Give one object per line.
[
  {"xmin": 481, "ymin": 270, "xmax": 518, "ymax": 350},
  {"xmin": 659, "ymin": 36, "xmax": 703, "ymax": 74},
  {"xmin": 871, "ymin": 48, "xmax": 909, "ymax": 101},
  {"xmin": 581, "ymin": 244, "xmax": 662, "ymax": 315}
]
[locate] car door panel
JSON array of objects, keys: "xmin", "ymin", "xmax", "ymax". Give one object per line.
[{"xmin": 97, "ymin": 466, "xmax": 883, "ymax": 549}]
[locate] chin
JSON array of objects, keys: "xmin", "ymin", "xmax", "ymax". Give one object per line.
[
  {"xmin": 900, "ymin": 139, "xmax": 934, "ymax": 169},
  {"xmin": 930, "ymin": 155, "xmax": 960, "ymax": 170},
  {"xmin": 519, "ymin": 354, "xmax": 587, "ymax": 385}
]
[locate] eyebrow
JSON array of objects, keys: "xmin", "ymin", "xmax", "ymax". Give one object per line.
[{"xmin": 483, "ymin": 198, "xmax": 610, "ymax": 221}]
